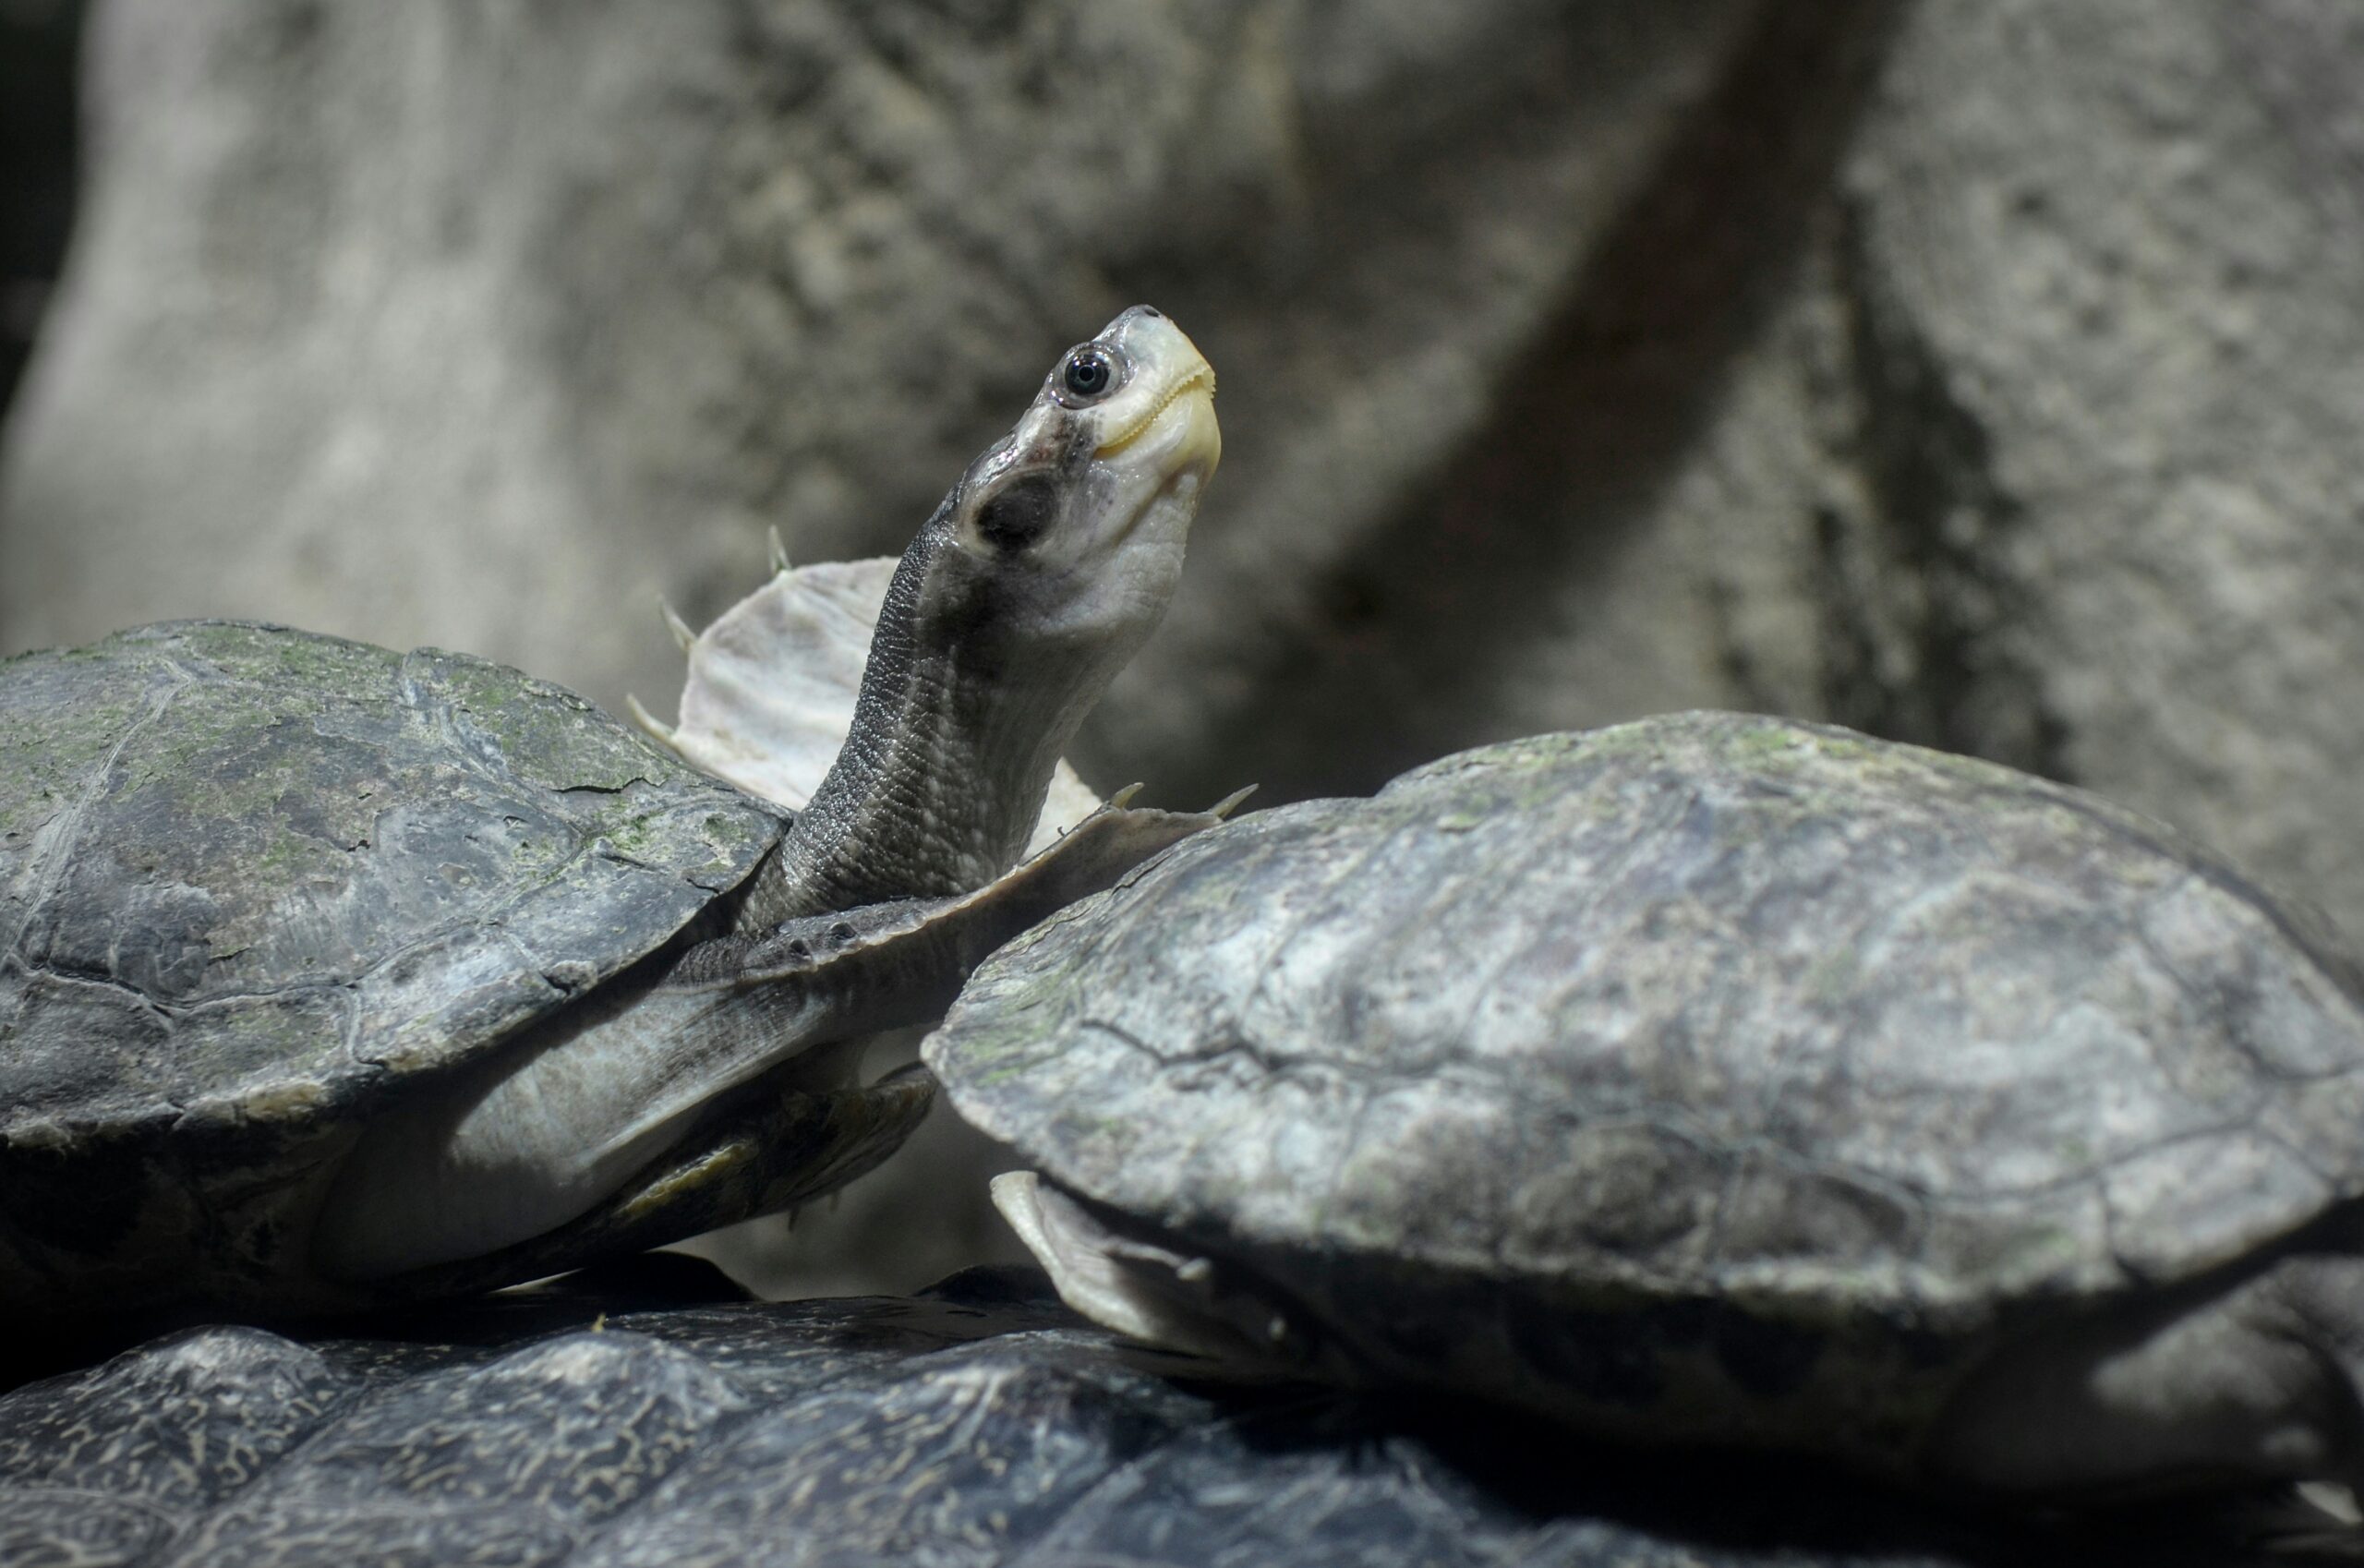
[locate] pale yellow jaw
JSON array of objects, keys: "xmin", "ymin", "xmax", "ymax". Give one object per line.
[{"xmin": 1097, "ymin": 367, "xmax": 1219, "ymax": 460}]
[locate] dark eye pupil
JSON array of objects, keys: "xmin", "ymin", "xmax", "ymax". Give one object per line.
[{"xmin": 1064, "ymin": 352, "xmax": 1110, "ymax": 397}]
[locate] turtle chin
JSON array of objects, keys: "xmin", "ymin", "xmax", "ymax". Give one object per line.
[
  {"xmin": 1097, "ymin": 381, "xmax": 1220, "ymax": 520},
  {"xmin": 1042, "ymin": 389, "xmax": 1217, "ymax": 650},
  {"xmin": 1110, "ymin": 395, "xmax": 1218, "ymax": 561}
]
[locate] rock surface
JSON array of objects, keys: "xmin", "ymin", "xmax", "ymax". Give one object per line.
[
  {"xmin": 0, "ymin": 1265, "xmax": 2284, "ymax": 1567},
  {"xmin": 1811, "ymin": 0, "xmax": 2364, "ymax": 959},
  {"xmin": 0, "ymin": 0, "xmax": 1758, "ymax": 738},
  {"xmin": 9, "ymin": 0, "xmax": 2358, "ymax": 943}
]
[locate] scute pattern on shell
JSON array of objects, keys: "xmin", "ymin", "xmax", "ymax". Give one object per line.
[
  {"xmin": 931, "ymin": 713, "xmax": 2364, "ymax": 1329},
  {"xmin": 0, "ymin": 1278, "xmax": 2148, "ymax": 1568},
  {"xmin": 0, "ymin": 621, "xmax": 780, "ymax": 1307}
]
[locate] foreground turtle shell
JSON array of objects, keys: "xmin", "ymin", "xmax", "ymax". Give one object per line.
[
  {"xmin": 0, "ymin": 621, "xmax": 895, "ymax": 1317},
  {"xmin": 0, "ymin": 1264, "xmax": 2274, "ymax": 1567},
  {"xmin": 927, "ymin": 713, "xmax": 2364, "ymax": 1490}
]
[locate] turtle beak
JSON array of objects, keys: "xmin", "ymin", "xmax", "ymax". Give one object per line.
[{"xmin": 1092, "ymin": 308, "xmax": 1220, "ymax": 482}]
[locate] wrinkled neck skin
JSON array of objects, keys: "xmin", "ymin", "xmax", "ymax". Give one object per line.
[{"xmin": 744, "ymin": 497, "xmax": 1144, "ymax": 923}]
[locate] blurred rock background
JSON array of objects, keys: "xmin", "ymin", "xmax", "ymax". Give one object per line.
[
  {"xmin": 0, "ymin": 0, "xmax": 78, "ymax": 413},
  {"xmin": 4, "ymin": 0, "xmax": 2360, "ymax": 1294}
]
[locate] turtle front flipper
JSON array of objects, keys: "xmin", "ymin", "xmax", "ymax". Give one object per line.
[
  {"xmin": 384, "ymin": 1063, "xmax": 938, "ymax": 1308},
  {"xmin": 313, "ymin": 793, "xmax": 1237, "ymax": 1285}
]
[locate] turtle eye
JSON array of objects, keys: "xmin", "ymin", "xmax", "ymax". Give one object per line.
[
  {"xmin": 1053, "ymin": 344, "xmax": 1126, "ymax": 406},
  {"xmin": 1064, "ymin": 349, "xmax": 1114, "ymax": 399}
]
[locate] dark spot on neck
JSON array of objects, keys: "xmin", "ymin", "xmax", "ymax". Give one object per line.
[{"xmin": 976, "ymin": 474, "xmax": 1059, "ymax": 552}]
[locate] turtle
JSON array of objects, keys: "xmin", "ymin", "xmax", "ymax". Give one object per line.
[
  {"xmin": 0, "ymin": 303, "xmax": 1226, "ymax": 1323},
  {"xmin": 923, "ymin": 711, "xmax": 2364, "ymax": 1504},
  {"xmin": 0, "ymin": 1260, "xmax": 2228, "ymax": 1568}
]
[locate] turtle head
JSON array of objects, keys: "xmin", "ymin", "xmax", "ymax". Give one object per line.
[
  {"xmin": 766, "ymin": 307, "xmax": 1219, "ymax": 914},
  {"xmin": 942, "ymin": 304, "xmax": 1219, "ymax": 657}
]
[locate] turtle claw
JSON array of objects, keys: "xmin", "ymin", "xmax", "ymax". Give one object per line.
[
  {"xmin": 767, "ymin": 526, "xmax": 791, "ymax": 576},
  {"xmin": 624, "ymin": 693, "xmax": 676, "ymax": 745},
  {"xmin": 658, "ymin": 596, "xmax": 697, "ymax": 654},
  {"xmin": 1207, "ymin": 785, "xmax": 1257, "ymax": 820},
  {"xmin": 1109, "ymin": 782, "xmax": 1145, "ymax": 809}
]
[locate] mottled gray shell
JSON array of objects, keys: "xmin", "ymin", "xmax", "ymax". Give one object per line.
[
  {"xmin": 0, "ymin": 623, "xmax": 778, "ymax": 1292},
  {"xmin": 0, "ymin": 1274, "xmax": 2115, "ymax": 1568},
  {"xmin": 932, "ymin": 714, "xmax": 2364, "ymax": 1337}
]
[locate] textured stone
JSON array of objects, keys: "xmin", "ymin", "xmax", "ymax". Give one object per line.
[
  {"xmin": 0, "ymin": 0, "xmax": 1765, "ymax": 782},
  {"xmin": 1817, "ymin": 0, "xmax": 2364, "ymax": 943},
  {"xmin": 0, "ymin": 1271, "xmax": 2249, "ymax": 1566}
]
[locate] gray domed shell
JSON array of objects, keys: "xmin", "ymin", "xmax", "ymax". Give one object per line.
[
  {"xmin": 0, "ymin": 1272, "xmax": 2130, "ymax": 1568},
  {"xmin": 929, "ymin": 714, "xmax": 2364, "ymax": 1332},
  {"xmin": 0, "ymin": 622, "xmax": 778, "ymax": 1285}
]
